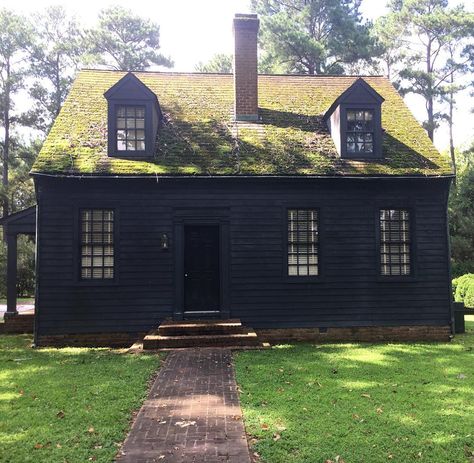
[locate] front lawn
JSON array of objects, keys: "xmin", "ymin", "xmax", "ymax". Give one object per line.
[
  {"xmin": 235, "ymin": 324, "xmax": 474, "ymax": 463},
  {"xmin": 0, "ymin": 335, "xmax": 160, "ymax": 463}
]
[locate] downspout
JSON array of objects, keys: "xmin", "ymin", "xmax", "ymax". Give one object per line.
[
  {"xmin": 32, "ymin": 182, "xmax": 41, "ymax": 347},
  {"xmin": 445, "ymin": 177, "xmax": 455, "ymax": 337}
]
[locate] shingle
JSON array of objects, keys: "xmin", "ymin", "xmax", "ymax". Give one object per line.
[{"xmin": 31, "ymin": 70, "xmax": 453, "ymax": 177}]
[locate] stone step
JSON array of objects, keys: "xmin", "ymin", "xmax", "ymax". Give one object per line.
[
  {"xmin": 143, "ymin": 329, "xmax": 260, "ymax": 349},
  {"xmin": 158, "ymin": 318, "xmax": 244, "ymax": 336}
]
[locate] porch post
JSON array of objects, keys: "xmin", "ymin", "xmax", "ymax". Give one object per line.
[{"xmin": 5, "ymin": 233, "xmax": 18, "ymax": 317}]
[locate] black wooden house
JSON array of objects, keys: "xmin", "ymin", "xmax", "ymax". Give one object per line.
[{"xmin": 3, "ymin": 14, "xmax": 454, "ymax": 346}]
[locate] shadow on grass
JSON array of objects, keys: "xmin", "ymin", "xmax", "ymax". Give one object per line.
[
  {"xmin": 0, "ymin": 335, "xmax": 159, "ymax": 463},
  {"xmin": 235, "ymin": 333, "xmax": 474, "ymax": 463}
]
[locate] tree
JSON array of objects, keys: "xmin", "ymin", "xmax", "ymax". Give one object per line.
[
  {"xmin": 195, "ymin": 53, "xmax": 233, "ymax": 73},
  {"xmin": 449, "ymin": 145, "xmax": 474, "ymax": 277},
  {"xmin": 28, "ymin": 6, "xmax": 86, "ymax": 133},
  {"xmin": 382, "ymin": 0, "xmax": 474, "ymax": 141},
  {"xmin": 0, "ymin": 9, "xmax": 32, "ymax": 217},
  {"xmin": 439, "ymin": 43, "xmax": 470, "ymax": 180},
  {"xmin": 371, "ymin": 14, "xmax": 409, "ymax": 80},
  {"xmin": 251, "ymin": 0, "xmax": 377, "ymax": 75},
  {"xmin": 86, "ymin": 6, "xmax": 173, "ymax": 71}
]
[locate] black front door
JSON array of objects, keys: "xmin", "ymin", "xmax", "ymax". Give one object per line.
[{"xmin": 184, "ymin": 225, "xmax": 220, "ymax": 313}]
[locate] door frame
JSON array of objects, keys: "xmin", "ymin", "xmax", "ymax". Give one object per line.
[{"xmin": 173, "ymin": 210, "xmax": 230, "ymax": 320}]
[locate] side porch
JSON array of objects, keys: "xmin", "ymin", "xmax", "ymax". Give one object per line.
[{"xmin": 0, "ymin": 205, "xmax": 36, "ymax": 333}]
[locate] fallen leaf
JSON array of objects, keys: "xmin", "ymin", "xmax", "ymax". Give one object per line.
[
  {"xmin": 88, "ymin": 427, "xmax": 95, "ymax": 434},
  {"xmin": 376, "ymin": 407, "xmax": 383, "ymax": 414},
  {"xmin": 273, "ymin": 433, "xmax": 281, "ymax": 441},
  {"xmin": 34, "ymin": 443, "xmax": 43, "ymax": 449},
  {"xmin": 56, "ymin": 443, "xmax": 62, "ymax": 449},
  {"xmin": 361, "ymin": 393, "xmax": 371, "ymax": 398},
  {"xmin": 232, "ymin": 415, "xmax": 241, "ymax": 421},
  {"xmin": 57, "ymin": 411, "xmax": 65, "ymax": 419},
  {"xmin": 261, "ymin": 423, "xmax": 269, "ymax": 430}
]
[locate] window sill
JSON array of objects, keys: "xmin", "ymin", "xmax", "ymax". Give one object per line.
[
  {"xmin": 377, "ymin": 275, "xmax": 417, "ymax": 283},
  {"xmin": 75, "ymin": 279, "xmax": 120, "ymax": 287},
  {"xmin": 286, "ymin": 275, "xmax": 323, "ymax": 284}
]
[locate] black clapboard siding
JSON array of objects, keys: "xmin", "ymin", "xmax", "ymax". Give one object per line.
[{"xmin": 34, "ymin": 176, "xmax": 452, "ymax": 335}]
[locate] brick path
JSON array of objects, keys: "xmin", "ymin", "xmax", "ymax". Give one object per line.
[{"xmin": 116, "ymin": 349, "xmax": 251, "ymax": 463}]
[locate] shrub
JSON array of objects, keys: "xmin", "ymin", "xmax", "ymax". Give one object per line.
[{"xmin": 453, "ymin": 273, "xmax": 474, "ymax": 309}]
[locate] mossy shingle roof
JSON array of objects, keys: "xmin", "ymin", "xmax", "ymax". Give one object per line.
[{"xmin": 31, "ymin": 70, "xmax": 453, "ymax": 177}]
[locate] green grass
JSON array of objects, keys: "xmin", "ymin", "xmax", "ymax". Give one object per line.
[
  {"xmin": 0, "ymin": 335, "xmax": 160, "ymax": 463},
  {"xmin": 235, "ymin": 325, "xmax": 474, "ymax": 463}
]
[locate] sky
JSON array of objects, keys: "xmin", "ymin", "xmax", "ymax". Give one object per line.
[{"xmin": 1, "ymin": 0, "xmax": 473, "ymax": 151}]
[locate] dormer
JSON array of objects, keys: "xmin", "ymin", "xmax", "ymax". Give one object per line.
[
  {"xmin": 104, "ymin": 73, "xmax": 161, "ymax": 158},
  {"xmin": 324, "ymin": 78, "xmax": 384, "ymax": 159}
]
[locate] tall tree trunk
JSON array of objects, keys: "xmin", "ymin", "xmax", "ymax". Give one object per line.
[
  {"xmin": 426, "ymin": 40, "xmax": 434, "ymax": 142},
  {"xmin": 55, "ymin": 53, "xmax": 61, "ymax": 118},
  {"xmin": 2, "ymin": 60, "xmax": 10, "ymax": 217},
  {"xmin": 448, "ymin": 71, "xmax": 456, "ymax": 187},
  {"xmin": 427, "ymin": 94, "xmax": 434, "ymax": 141}
]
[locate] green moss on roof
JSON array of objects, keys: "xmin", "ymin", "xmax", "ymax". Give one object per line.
[{"xmin": 31, "ymin": 70, "xmax": 453, "ymax": 177}]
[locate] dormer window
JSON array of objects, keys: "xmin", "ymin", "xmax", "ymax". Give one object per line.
[
  {"xmin": 117, "ymin": 106, "xmax": 146, "ymax": 151},
  {"xmin": 346, "ymin": 109, "xmax": 374, "ymax": 155},
  {"xmin": 324, "ymin": 78, "xmax": 384, "ymax": 160},
  {"xmin": 104, "ymin": 72, "xmax": 162, "ymax": 158}
]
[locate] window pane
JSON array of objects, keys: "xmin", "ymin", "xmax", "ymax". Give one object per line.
[
  {"xmin": 380, "ymin": 209, "xmax": 411, "ymax": 276},
  {"xmin": 288, "ymin": 209, "xmax": 319, "ymax": 277},
  {"xmin": 346, "ymin": 109, "xmax": 374, "ymax": 155},
  {"xmin": 80, "ymin": 209, "xmax": 114, "ymax": 280},
  {"xmin": 116, "ymin": 105, "xmax": 146, "ymax": 151}
]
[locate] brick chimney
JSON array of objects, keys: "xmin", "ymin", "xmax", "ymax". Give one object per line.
[{"xmin": 233, "ymin": 14, "xmax": 259, "ymax": 121}]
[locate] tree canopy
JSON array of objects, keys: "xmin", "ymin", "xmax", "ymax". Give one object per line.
[
  {"xmin": 251, "ymin": 0, "xmax": 376, "ymax": 74},
  {"xmin": 86, "ymin": 6, "xmax": 173, "ymax": 71},
  {"xmin": 28, "ymin": 6, "xmax": 85, "ymax": 133},
  {"xmin": 378, "ymin": 0, "xmax": 474, "ymax": 141},
  {"xmin": 195, "ymin": 53, "xmax": 233, "ymax": 73}
]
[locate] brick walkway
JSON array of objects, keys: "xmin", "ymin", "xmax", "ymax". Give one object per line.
[{"xmin": 116, "ymin": 349, "xmax": 251, "ymax": 463}]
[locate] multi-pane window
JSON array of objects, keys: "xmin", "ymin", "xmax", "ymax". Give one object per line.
[
  {"xmin": 346, "ymin": 109, "xmax": 374, "ymax": 154},
  {"xmin": 80, "ymin": 209, "xmax": 114, "ymax": 280},
  {"xmin": 288, "ymin": 209, "xmax": 319, "ymax": 276},
  {"xmin": 116, "ymin": 106, "xmax": 145, "ymax": 151},
  {"xmin": 380, "ymin": 209, "xmax": 411, "ymax": 276}
]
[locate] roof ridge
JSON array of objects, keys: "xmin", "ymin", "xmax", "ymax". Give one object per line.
[{"xmin": 78, "ymin": 68, "xmax": 386, "ymax": 79}]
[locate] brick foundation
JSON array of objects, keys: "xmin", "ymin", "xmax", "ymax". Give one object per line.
[
  {"xmin": 0, "ymin": 314, "xmax": 34, "ymax": 334},
  {"xmin": 36, "ymin": 325, "xmax": 452, "ymax": 348},
  {"xmin": 37, "ymin": 332, "xmax": 146, "ymax": 348},
  {"xmin": 256, "ymin": 325, "xmax": 452, "ymax": 343}
]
